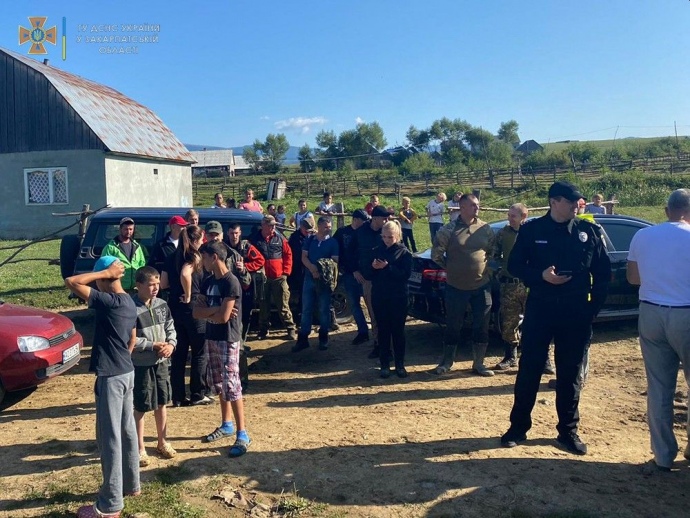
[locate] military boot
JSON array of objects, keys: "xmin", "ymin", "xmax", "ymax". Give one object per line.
[
  {"xmin": 434, "ymin": 342, "xmax": 457, "ymax": 374},
  {"xmin": 472, "ymin": 342, "xmax": 495, "ymax": 377},
  {"xmin": 495, "ymin": 346, "xmax": 518, "ymax": 370}
]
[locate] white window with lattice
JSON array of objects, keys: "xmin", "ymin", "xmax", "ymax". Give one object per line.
[{"xmin": 24, "ymin": 167, "xmax": 69, "ymax": 205}]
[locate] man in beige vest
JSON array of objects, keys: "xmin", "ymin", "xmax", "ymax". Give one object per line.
[{"xmin": 432, "ymin": 194, "xmax": 495, "ymax": 376}]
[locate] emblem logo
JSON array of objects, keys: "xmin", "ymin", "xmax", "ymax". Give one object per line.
[
  {"xmin": 19, "ymin": 16, "xmax": 57, "ymax": 55},
  {"xmin": 578, "ymin": 232, "xmax": 588, "ymax": 243}
]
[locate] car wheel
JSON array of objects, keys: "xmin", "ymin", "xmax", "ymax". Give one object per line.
[
  {"xmin": 331, "ymin": 282, "xmax": 353, "ymax": 324},
  {"xmin": 60, "ymin": 234, "xmax": 81, "ymax": 279}
]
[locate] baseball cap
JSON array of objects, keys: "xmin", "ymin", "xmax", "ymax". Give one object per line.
[
  {"xmin": 352, "ymin": 208, "xmax": 369, "ymax": 221},
  {"xmin": 262, "ymin": 215, "xmax": 277, "ymax": 225},
  {"xmin": 93, "ymin": 255, "xmax": 118, "ymax": 272},
  {"xmin": 371, "ymin": 205, "xmax": 390, "ymax": 218},
  {"xmin": 119, "ymin": 217, "xmax": 135, "ymax": 226},
  {"xmin": 169, "ymin": 215, "xmax": 188, "ymax": 227},
  {"xmin": 205, "ymin": 220, "xmax": 223, "ymax": 234},
  {"xmin": 548, "ymin": 181, "xmax": 586, "ymax": 202}
]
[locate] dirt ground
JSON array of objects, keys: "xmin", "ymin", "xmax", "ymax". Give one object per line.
[{"xmin": 1, "ymin": 308, "xmax": 690, "ymax": 518}]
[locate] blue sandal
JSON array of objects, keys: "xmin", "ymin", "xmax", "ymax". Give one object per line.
[{"xmin": 228, "ymin": 436, "xmax": 251, "ymax": 457}]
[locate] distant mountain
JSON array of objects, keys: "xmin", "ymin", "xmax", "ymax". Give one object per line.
[{"xmin": 184, "ymin": 143, "xmax": 228, "ymax": 152}]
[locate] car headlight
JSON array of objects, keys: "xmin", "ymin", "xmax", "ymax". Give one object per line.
[{"xmin": 17, "ymin": 336, "xmax": 50, "ymax": 352}]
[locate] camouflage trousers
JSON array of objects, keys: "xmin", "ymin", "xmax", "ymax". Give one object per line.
[{"xmin": 499, "ymin": 281, "xmax": 527, "ymax": 345}]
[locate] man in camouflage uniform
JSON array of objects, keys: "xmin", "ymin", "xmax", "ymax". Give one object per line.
[{"xmin": 493, "ymin": 204, "xmax": 529, "ymax": 370}]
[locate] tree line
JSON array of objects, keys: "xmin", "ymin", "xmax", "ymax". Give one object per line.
[{"xmin": 240, "ymin": 118, "xmax": 690, "ymax": 176}]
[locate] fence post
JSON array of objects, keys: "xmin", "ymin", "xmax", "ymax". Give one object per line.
[{"xmin": 510, "ymin": 168, "xmax": 514, "ymax": 189}]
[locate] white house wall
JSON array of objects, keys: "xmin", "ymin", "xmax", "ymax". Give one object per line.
[
  {"xmin": 0, "ymin": 149, "xmax": 106, "ymax": 239},
  {"xmin": 104, "ymin": 155, "xmax": 192, "ymax": 207}
]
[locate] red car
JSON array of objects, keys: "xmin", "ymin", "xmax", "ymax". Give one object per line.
[{"xmin": 0, "ymin": 301, "xmax": 82, "ymax": 404}]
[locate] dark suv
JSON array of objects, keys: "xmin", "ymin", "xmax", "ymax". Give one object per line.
[
  {"xmin": 407, "ymin": 214, "xmax": 652, "ymax": 324},
  {"xmin": 59, "ymin": 207, "xmax": 353, "ymax": 322},
  {"xmin": 60, "ymin": 208, "xmax": 264, "ymax": 278}
]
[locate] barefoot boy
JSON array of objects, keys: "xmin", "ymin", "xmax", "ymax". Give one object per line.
[
  {"xmin": 65, "ymin": 256, "xmax": 139, "ymax": 518},
  {"xmin": 193, "ymin": 241, "xmax": 251, "ymax": 457},
  {"xmin": 129, "ymin": 266, "xmax": 177, "ymax": 466}
]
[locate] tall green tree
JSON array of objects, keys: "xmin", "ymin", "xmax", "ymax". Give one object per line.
[
  {"xmin": 497, "ymin": 120, "xmax": 520, "ymax": 148},
  {"xmin": 243, "ymin": 133, "xmax": 290, "ymax": 173},
  {"xmin": 314, "ymin": 122, "xmax": 388, "ymax": 170},
  {"xmin": 298, "ymin": 144, "xmax": 316, "ymax": 173}
]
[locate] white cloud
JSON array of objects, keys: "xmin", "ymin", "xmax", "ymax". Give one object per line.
[
  {"xmin": 355, "ymin": 116, "xmax": 365, "ymax": 125},
  {"xmin": 259, "ymin": 115, "xmax": 270, "ymax": 121},
  {"xmin": 274, "ymin": 116, "xmax": 327, "ymax": 134}
]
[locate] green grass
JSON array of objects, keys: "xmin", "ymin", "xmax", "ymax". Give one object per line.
[
  {"xmin": 0, "ymin": 239, "xmax": 79, "ymax": 309},
  {"xmin": 123, "ymin": 480, "xmax": 206, "ymax": 518}
]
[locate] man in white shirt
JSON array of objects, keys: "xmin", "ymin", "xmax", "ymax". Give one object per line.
[
  {"xmin": 447, "ymin": 192, "xmax": 462, "ymax": 222},
  {"xmin": 627, "ymin": 188, "xmax": 690, "ymax": 471}
]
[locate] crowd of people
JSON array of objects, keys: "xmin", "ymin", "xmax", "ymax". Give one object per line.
[{"xmin": 62, "ymin": 184, "xmax": 690, "ymax": 516}]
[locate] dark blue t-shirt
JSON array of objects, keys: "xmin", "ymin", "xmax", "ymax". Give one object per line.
[
  {"xmin": 200, "ymin": 272, "xmax": 242, "ymax": 342},
  {"xmin": 88, "ymin": 290, "xmax": 136, "ymax": 376},
  {"xmin": 302, "ymin": 235, "xmax": 339, "ymax": 263}
]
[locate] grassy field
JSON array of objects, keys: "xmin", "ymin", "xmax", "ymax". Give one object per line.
[{"xmin": 0, "ymin": 239, "xmax": 80, "ymax": 309}]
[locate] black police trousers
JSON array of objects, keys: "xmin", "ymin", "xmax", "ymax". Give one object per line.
[{"xmin": 509, "ymin": 295, "xmax": 592, "ymax": 436}]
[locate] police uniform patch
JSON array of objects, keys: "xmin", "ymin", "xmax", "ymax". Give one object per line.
[{"xmin": 579, "ymin": 232, "xmax": 588, "ymax": 243}]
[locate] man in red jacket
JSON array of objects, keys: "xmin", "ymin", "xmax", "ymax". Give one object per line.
[{"xmin": 250, "ymin": 215, "xmax": 297, "ymax": 340}]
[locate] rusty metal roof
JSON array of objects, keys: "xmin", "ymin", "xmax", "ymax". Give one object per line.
[{"xmin": 3, "ymin": 48, "xmax": 195, "ymax": 163}]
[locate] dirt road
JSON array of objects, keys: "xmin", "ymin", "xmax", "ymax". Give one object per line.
[{"xmin": 1, "ymin": 310, "xmax": 689, "ymax": 517}]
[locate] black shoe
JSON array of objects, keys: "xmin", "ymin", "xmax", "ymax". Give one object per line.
[
  {"xmin": 556, "ymin": 433, "xmax": 588, "ymax": 455},
  {"xmin": 292, "ymin": 339, "xmax": 309, "ymax": 353},
  {"xmin": 380, "ymin": 367, "xmax": 391, "ymax": 379},
  {"xmin": 501, "ymin": 429, "xmax": 527, "ymax": 448},
  {"xmin": 352, "ymin": 333, "xmax": 370, "ymax": 345},
  {"xmin": 395, "ymin": 367, "xmax": 408, "ymax": 378},
  {"xmin": 172, "ymin": 399, "xmax": 191, "ymax": 408},
  {"xmin": 190, "ymin": 395, "xmax": 213, "ymax": 406},
  {"xmin": 367, "ymin": 348, "xmax": 380, "ymax": 359},
  {"xmin": 318, "ymin": 342, "xmax": 329, "ymax": 351},
  {"xmin": 547, "ymin": 379, "xmax": 557, "ymax": 390},
  {"xmin": 495, "ymin": 357, "xmax": 518, "ymax": 370}
]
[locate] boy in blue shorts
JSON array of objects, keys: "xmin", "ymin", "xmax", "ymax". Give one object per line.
[
  {"xmin": 193, "ymin": 241, "xmax": 251, "ymax": 457},
  {"xmin": 65, "ymin": 256, "xmax": 140, "ymax": 518},
  {"xmin": 130, "ymin": 266, "xmax": 177, "ymax": 466}
]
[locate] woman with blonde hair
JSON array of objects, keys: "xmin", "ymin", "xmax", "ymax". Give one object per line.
[{"xmin": 371, "ymin": 220, "xmax": 413, "ymax": 378}]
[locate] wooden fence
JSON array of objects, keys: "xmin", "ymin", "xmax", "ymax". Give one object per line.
[{"xmin": 193, "ymin": 154, "xmax": 690, "ymax": 202}]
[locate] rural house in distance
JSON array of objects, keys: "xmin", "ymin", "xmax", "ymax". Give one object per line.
[{"xmin": 0, "ymin": 47, "xmax": 195, "ymax": 239}]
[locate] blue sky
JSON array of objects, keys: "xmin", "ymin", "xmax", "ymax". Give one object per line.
[{"xmin": 2, "ymin": 1, "xmax": 689, "ymax": 149}]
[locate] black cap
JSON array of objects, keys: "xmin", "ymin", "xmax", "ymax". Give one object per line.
[
  {"xmin": 548, "ymin": 181, "xmax": 586, "ymax": 202},
  {"xmin": 371, "ymin": 205, "xmax": 390, "ymax": 218},
  {"xmin": 352, "ymin": 208, "xmax": 369, "ymax": 221},
  {"xmin": 119, "ymin": 217, "xmax": 134, "ymax": 226}
]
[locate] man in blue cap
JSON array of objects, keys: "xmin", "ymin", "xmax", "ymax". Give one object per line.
[
  {"xmin": 500, "ymin": 181, "xmax": 611, "ymax": 456},
  {"xmin": 65, "ymin": 256, "xmax": 140, "ymax": 518}
]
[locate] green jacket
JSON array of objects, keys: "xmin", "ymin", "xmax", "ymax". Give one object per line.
[{"xmin": 101, "ymin": 238, "xmax": 147, "ymax": 290}]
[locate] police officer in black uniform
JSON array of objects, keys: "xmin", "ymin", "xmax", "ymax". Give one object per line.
[{"xmin": 500, "ymin": 181, "xmax": 611, "ymax": 455}]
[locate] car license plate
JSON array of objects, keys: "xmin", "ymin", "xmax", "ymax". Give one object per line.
[
  {"xmin": 409, "ymin": 271, "xmax": 422, "ymax": 283},
  {"xmin": 63, "ymin": 344, "xmax": 80, "ymax": 363}
]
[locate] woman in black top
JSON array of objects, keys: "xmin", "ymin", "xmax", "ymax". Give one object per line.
[
  {"xmin": 161, "ymin": 225, "xmax": 211, "ymax": 406},
  {"xmin": 371, "ymin": 220, "xmax": 413, "ymax": 378}
]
